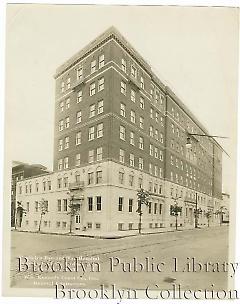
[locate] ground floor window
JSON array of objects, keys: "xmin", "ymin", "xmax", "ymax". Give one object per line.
[
  {"xmin": 118, "ymin": 223, "xmax": 124, "ymax": 231},
  {"xmin": 129, "ymin": 223, "xmax": 133, "ymax": 230},
  {"xmin": 96, "ymin": 223, "xmax": 101, "ymax": 229},
  {"xmin": 62, "ymin": 222, "xmax": 67, "ymax": 229},
  {"xmin": 75, "ymin": 215, "xmax": 81, "ymax": 223},
  {"xmin": 87, "ymin": 222, "xmax": 92, "ymax": 229}
]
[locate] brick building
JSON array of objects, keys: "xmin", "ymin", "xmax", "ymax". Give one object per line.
[{"xmin": 16, "ymin": 27, "xmax": 223, "ymax": 234}]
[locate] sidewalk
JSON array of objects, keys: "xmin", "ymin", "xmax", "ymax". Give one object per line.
[{"xmin": 11, "ymin": 224, "xmax": 223, "ymax": 239}]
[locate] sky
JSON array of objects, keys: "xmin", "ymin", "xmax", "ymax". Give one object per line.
[{"xmin": 4, "ymin": 4, "xmax": 239, "ymax": 195}]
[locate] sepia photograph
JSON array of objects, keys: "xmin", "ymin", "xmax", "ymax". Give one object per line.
[{"xmin": 1, "ymin": 1, "xmax": 239, "ymax": 300}]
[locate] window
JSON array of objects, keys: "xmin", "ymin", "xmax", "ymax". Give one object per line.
[
  {"xmin": 60, "ymin": 101, "xmax": 64, "ymax": 112},
  {"xmin": 99, "ymin": 54, "xmax": 104, "ymax": 69},
  {"xmin": 149, "ymin": 126, "xmax": 153, "ymax": 137},
  {"xmin": 59, "ymin": 139, "xmax": 63, "ymax": 151},
  {"xmin": 130, "ymin": 153, "xmax": 135, "ymax": 167},
  {"xmin": 61, "ymin": 81, "xmax": 65, "ymax": 93},
  {"xmin": 35, "ymin": 201, "xmax": 38, "ymax": 212},
  {"xmin": 48, "ymin": 181, "xmax": 51, "ymax": 190},
  {"xmin": 75, "ymin": 215, "xmax": 81, "ymax": 224},
  {"xmin": 88, "ymin": 126, "xmax": 95, "ymax": 141},
  {"xmin": 120, "ymin": 103, "xmax": 126, "ymax": 117},
  {"xmin": 159, "ymin": 150, "xmax": 163, "ymax": 161},
  {"xmin": 155, "ymin": 112, "xmax": 159, "ymax": 122},
  {"xmin": 90, "ymin": 83, "xmax": 96, "ymax": 96},
  {"xmin": 160, "ymin": 116, "xmax": 164, "ymax": 126},
  {"xmin": 26, "ymin": 202, "xmax": 30, "ymax": 212},
  {"xmin": 76, "ymin": 131, "xmax": 81, "ymax": 145},
  {"xmin": 63, "ymin": 199, "xmax": 67, "ymax": 212},
  {"xmin": 150, "ymin": 144, "xmax": 153, "ymax": 156},
  {"xmin": 155, "ymin": 147, "xmax": 158, "ymax": 158},
  {"xmin": 66, "ymin": 98, "xmax": 70, "ymax": 109},
  {"xmin": 64, "ymin": 157, "xmax": 69, "ymax": 169},
  {"xmin": 59, "ymin": 120, "xmax": 64, "ymax": 131},
  {"xmin": 87, "ymin": 222, "xmax": 92, "ymax": 229},
  {"xmin": 129, "ymin": 223, "xmax": 133, "ymax": 230},
  {"xmin": 91, "ymin": 60, "xmax": 96, "ymax": 74},
  {"xmin": 119, "ymin": 171, "xmax": 124, "ymax": 184},
  {"xmin": 171, "ymin": 155, "xmax": 174, "ymax": 165},
  {"xmin": 77, "ymin": 90, "xmax": 82, "ymax": 103},
  {"xmin": 67, "ymin": 78, "xmax": 71, "ymax": 89},
  {"xmin": 149, "ymin": 163, "xmax": 153, "ymax": 174},
  {"xmin": 131, "ymin": 89, "xmax": 136, "ymax": 102},
  {"xmin": 97, "ymin": 100, "xmax": 104, "ymax": 114},
  {"xmin": 97, "ymin": 123, "xmax": 103, "ymax": 138},
  {"xmin": 96, "ymin": 171, "xmax": 102, "ymax": 184},
  {"xmin": 96, "ymin": 223, "xmax": 101, "ymax": 229},
  {"xmin": 139, "ymin": 116, "xmax": 144, "ymax": 129},
  {"xmin": 88, "ymin": 150, "xmax": 94, "ymax": 163},
  {"xmin": 35, "ymin": 182, "xmax": 39, "ymax": 192},
  {"xmin": 88, "ymin": 197, "xmax": 93, "ymax": 211},
  {"xmin": 148, "ymin": 202, "xmax": 152, "ymax": 214},
  {"xmin": 77, "ymin": 66, "xmax": 83, "ymax": 80},
  {"xmin": 154, "ymin": 203, "xmax": 157, "ymax": 214},
  {"xmin": 118, "ymin": 197, "xmax": 123, "ymax": 211},
  {"xmin": 88, "ymin": 172, "xmax": 94, "ymax": 184},
  {"xmin": 130, "ymin": 131, "xmax": 135, "ymax": 145},
  {"xmin": 89, "ymin": 104, "xmax": 95, "ymax": 118},
  {"xmin": 140, "ymin": 77, "xmax": 144, "ymax": 89},
  {"xmin": 155, "ymin": 129, "xmax": 159, "ymax": 141},
  {"xmin": 63, "ymin": 177, "xmax": 68, "ymax": 188},
  {"xmin": 58, "ymin": 159, "xmax": 63, "ymax": 170},
  {"xmin": 131, "ymin": 65, "xmax": 137, "ymax": 77},
  {"xmin": 121, "ymin": 58, "xmax": 126, "ymax": 72},
  {"xmin": 137, "ymin": 138, "xmax": 143, "ymax": 151},
  {"xmin": 138, "ymin": 177, "xmax": 143, "ymax": 188},
  {"xmin": 57, "ymin": 178, "xmax": 62, "ymax": 189},
  {"xmin": 119, "ymin": 149, "xmax": 125, "ymax": 163},
  {"xmin": 129, "ymin": 199, "xmax": 133, "ymax": 212},
  {"xmin": 129, "ymin": 174, "xmax": 134, "ymax": 187},
  {"xmin": 65, "ymin": 117, "xmax": 70, "ymax": 129},
  {"xmin": 150, "ymin": 108, "xmax": 153, "ymax": 119},
  {"xmin": 160, "ymin": 133, "xmax": 163, "ymax": 143},
  {"xmin": 130, "ymin": 110, "xmax": 136, "ymax": 123},
  {"xmin": 139, "ymin": 157, "xmax": 144, "ymax": 170},
  {"xmin": 64, "ymin": 136, "xmax": 69, "ymax": 149},
  {"xmin": 96, "ymin": 196, "xmax": 102, "ymax": 210},
  {"xmin": 154, "ymin": 166, "xmax": 158, "ymax": 176},
  {"xmin": 171, "ymin": 123, "xmax": 175, "ymax": 133},
  {"xmin": 76, "ymin": 153, "xmax": 81, "ymax": 166},
  {"xmin": 120, "ymin": 125, "xmax": 126, "ymax": 140},
  {"xmin": 97, "ymin": 147, "xmax": 103, "ymax": 161},
  {"xmin": 120, "ymin": 81, "xmax": 126, "ymax": 95},
  {"xmin": 43, "ymin": 181, "xmax": 46, "ymax": 191},
  {"xmin": 98, "ymin": 77, "xmax": 104, "ymax": 91},
  {"xmin": 140, "ymin": 97, "xmax": 145, "ymax": 109}
]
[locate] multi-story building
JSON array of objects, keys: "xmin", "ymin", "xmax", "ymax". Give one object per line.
[
  {"xmin": 11, "ymin": 161, "xmax": 49, "ymax": 227},
  {"xmin": 16, "ymin": 27, "xmax": 223, "ymax": 234}
]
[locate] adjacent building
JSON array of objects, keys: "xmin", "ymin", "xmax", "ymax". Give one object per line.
[
  {"xmin": 11, "ymin": 162, "xmax": 49, "ymax": 227},
  {"xmin": 16, "ymin": 27, "xmax": 223, "ymax": 234}
]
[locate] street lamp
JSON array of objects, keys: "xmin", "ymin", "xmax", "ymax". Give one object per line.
[
  {"xmin": 136, "ymin": 188, "xmax": 151, "ymax": 234},
  {"xmin": 194, "ymin": 192, "xmax": 202, "ymax": 229}
]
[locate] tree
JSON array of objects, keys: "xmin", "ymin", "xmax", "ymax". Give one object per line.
[
  {"xmin": 170, "ymin": 203, "xmax": 182, "ymax": 230},
  {"xmin": 38, "ymin": 198, "xmax": 48, "ymax": 232},
  {"xmin": 136, "ymin": 189, "xmax": 151, "ymax": 234},
  {"xmin": 205, "ymin": 210, "xmax": 212, "ymax": 227},
  {"xmin": 68, "ymin": 195, "xmax": 81, "ymax": 234}
]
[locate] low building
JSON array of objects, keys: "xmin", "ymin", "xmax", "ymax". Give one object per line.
[{"xmin": 11, "ymin": 162, "xmax": 49, "ymax": 227}]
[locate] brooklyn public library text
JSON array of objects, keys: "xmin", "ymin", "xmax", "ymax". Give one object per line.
[
  {"xmin": 55, "ymin": 283, "xmax": 238, "ymax": 300},
  {"xmin": 17, "ymin": 256, "xmax": 238, "ymax": 278}
]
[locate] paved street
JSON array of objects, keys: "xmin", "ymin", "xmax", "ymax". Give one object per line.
[{"xmin": 11, "ymin": 226, "xmax": 229, "ymax": 292}]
